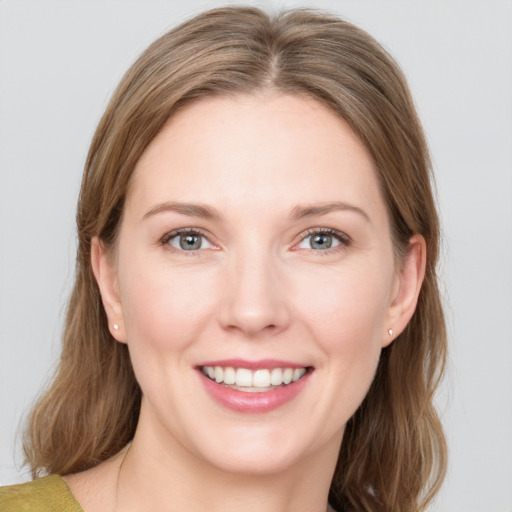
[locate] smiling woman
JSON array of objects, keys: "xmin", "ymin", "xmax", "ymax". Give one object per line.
[{"xmin": 0, "ymin": 6, "xmax": 446, "ymax": 512}]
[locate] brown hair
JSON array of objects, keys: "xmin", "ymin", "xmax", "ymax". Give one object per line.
[{"xmin": 24, "ymin": 7, "xmax": 447, "ymax": 511}]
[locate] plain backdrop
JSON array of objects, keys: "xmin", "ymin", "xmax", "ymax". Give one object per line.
[{"xmin": 1, "ymin": 1, "xmax": 511, "ymax": 511}]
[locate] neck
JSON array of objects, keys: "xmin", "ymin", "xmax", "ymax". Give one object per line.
[{"xmin": 115, "ymin": 406, "xmax": 341, "ymax": 512}]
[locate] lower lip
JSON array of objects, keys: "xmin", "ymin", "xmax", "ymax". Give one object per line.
[{"xmin": 198, "ymin": 371, "xmax": 311, "ymax": 413}]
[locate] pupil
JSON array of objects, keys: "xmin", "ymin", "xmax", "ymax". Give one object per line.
[
  {"xmin": 311, "ymin": 234, "xmax": 332, "ymax": 250},
  {"xmin": 180, "ymin": 234, "xmax": 201, "ymax": 250}
]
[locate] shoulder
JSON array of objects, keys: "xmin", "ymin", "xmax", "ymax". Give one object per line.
[{"xmin": 0, "ymin": 475, "xmax": 84, "ymax": 512}]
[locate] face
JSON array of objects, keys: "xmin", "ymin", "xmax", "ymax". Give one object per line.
[{"xmin": 94, "ymin": 94, "xmax": 423, "ymax": 477}]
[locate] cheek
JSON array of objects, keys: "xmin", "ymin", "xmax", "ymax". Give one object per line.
[
  {"xmin": 306, "ymin": 267, "xmax": 390, "ymax": 412},
  {"xmin": 118, "ymin": 260, "xmax": 219, "ymax": 355},
  {"xmin": 116, "ymin": 261, "xmax": 223, "ymax": 417},
  {"xmin": 298, "ymin": 262, "xmax": 392, "ymax": 350}
]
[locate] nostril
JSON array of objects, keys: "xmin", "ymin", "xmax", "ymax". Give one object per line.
[{"xmin": 217, "ymin": 268, "xmax": 291, "ymax": 336}]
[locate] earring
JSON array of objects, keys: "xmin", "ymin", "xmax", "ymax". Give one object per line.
[
  {"xmin": 113, "ymin": 324, "xmax": 119, "ymax": 330},
  {"xmin": 388, "ymin": 328, "xmax": 393, "ymax": 337}
]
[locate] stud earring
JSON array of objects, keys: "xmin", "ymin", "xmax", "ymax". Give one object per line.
[
  {"xmin": 113, "ymin": 324, "xmax": 119, "ymax": 330},
  {"xmin": 388, "ymin": 328, "xmax": 393, "ymax": 337}
]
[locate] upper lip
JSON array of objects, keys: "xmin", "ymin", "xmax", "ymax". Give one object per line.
[{"xmin": 196, "ymin": 359, "xmax": 310, "ymax": 370}]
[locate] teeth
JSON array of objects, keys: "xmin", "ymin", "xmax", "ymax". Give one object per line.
[
  {"xmin": 223, "ymin": 367, "xmax": 236, "ymax": 385},
  {"xmin": 201, "ymin": 365, "xmax": 307, "ymax": 389},
  {"xmin": 253, "ymin": 369, "xmax": 271, "ymax": 387},
  {"xmin": 292, "ymin": 368, "xmax": 304, "ymax": 382},
  {"xmin": 283, "ymin": 368, "xmax": 293, "ymax": 384},
  {"xmin": 235, "ymin": 368, "xmax": 252, "ymax": 387},
  {"xmin": 270, "ymin": 368, "xmax": 283, "ymax": 386}
]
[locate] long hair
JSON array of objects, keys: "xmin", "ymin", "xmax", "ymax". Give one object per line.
[{"xmin": 24, "ymin": 7, "xmax": 447, "ymax": 511}]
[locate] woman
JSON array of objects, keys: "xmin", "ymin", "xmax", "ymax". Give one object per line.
[{"xmin": 0, "ymin": 6, "xmax": 447, "ymax": 512}]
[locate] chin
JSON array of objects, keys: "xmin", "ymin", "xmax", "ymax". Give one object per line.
[
  {"xmin": 202, "ymin": 446, "xmax": 305, "ymax": 477},
  {"xmin": 187, "ymin": 420, "xmax": 338, "ymax": 478}
]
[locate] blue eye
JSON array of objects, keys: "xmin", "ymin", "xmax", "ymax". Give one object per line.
[
  {"xmin": 164, "ymin": 230, "xmax": 213, "ymax": 251},
  {"xmin": 297, "ymin": 230, "xmax": 348, "ymax": 251}
]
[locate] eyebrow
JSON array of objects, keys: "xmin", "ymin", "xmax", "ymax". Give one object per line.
[
  {"xmin": 142, "ymin": 200, "xmax": 370, "ymax": 223},
  {"xmin": 142, "ymin": 202, "xmax": 222, "ymax": 221},
  {"xmin": 290, "ymin": 201, "xmax": 371, "ymax": 223}
]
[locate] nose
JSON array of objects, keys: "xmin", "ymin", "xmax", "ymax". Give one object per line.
[{"xmin": 218, "ymin": 250, "xmax": 291, "ymax": 338}]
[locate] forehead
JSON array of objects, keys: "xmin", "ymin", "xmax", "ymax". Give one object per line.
[{"xmin": 127, "ymin": 93, "xmax": 387, "ymax": 223}]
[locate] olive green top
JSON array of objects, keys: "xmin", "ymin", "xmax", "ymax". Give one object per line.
[{"xmin": 0, "ymin": 475, "xmax": 84, "ymax": 512}]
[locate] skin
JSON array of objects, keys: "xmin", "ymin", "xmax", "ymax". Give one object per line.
[{"xmin": 66, "ymin": 93, "xmax": 425, "ymax": 512}]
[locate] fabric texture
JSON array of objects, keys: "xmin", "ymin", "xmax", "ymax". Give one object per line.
[{"xmin": 0, "ymin": 475, "xmax": 84, "ymax": 512}]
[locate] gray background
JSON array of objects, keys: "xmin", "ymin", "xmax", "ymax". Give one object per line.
[{"xmin": 1, "ymin": 1, "xmax": 511, "ymax": 511}]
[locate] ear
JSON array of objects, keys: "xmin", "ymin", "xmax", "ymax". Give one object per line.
[
  {"xmin": 383, "ymin": 234, "xmax": 426, "ymax": 347},
  {"xmin": 91, "ymin": 236, "xmax": 126, "ymax": 343}
]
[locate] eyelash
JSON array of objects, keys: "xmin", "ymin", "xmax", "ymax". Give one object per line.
[
  {"xmin": 160, "ymin": 228, "xmax": 214, "ymax": 255},
  {"xmin": 294, "ymin": 228, "xmax": 351, "ymax": 254},
  {"xmin": 160, "ymin": 227, "xmax": 351, "ymax": 254}
]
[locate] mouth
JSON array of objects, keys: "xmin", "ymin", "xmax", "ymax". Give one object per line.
[
  {"xmin": 200, "ymin": 365, "xmax": 309, "ymax": 392},
  {"xmin": 196, "ymin": 360, "xmax": 313, "ymax": 413}
]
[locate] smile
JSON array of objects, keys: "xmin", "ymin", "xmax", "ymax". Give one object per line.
[
  {"xmin": 201, "ymin": 366, "xmax": 307, "ymax": 392},
  {"xmin": 197, "ymin": 360, "xmax": 313, "ymax": 413}
]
